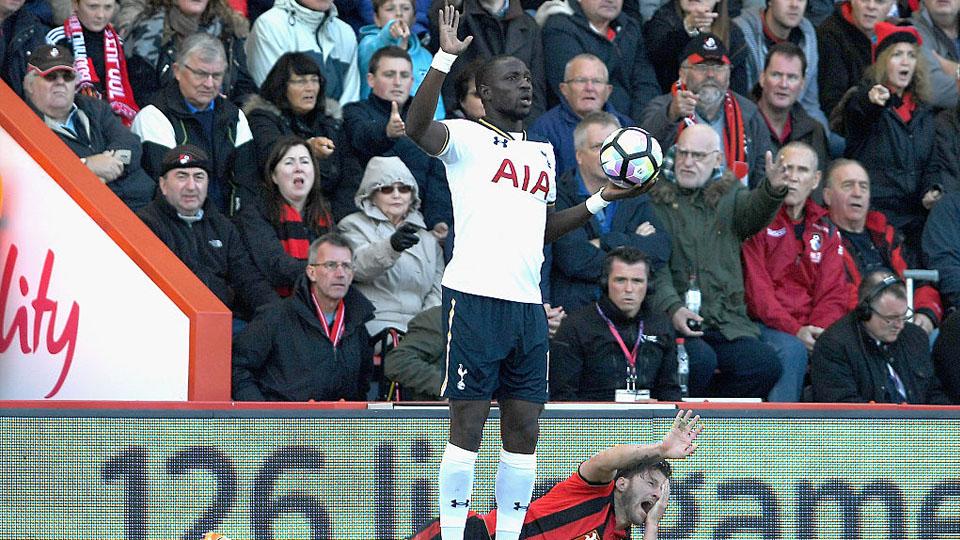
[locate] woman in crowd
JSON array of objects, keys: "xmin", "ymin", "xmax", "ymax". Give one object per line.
[
  {"xmin": 123, "ymin": 0, "xmax": 255, "ymax": 106},
  {"xmin": 243, "ymin": 52, "xmax": 344, "ymax": 198},
  {"xmin": 46, "ymin": 0, "xmax": 139, "ymax": 125},
  {"xmin": 236, "ymin": 135, "xmax": 335, "ymax": 296},
  {"xmin": 839, "ymin": 22, "xmax": 939, "ymax": 268},
  {"xmin": 644, "ymin": 0, "xmax": 749, "ymax": 94},
  {"xmin": 338, "ymin": 156, "xmax": 443, "ymax": 338}
]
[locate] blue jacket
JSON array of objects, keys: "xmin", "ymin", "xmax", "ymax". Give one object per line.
[
  {"xmin": 357, "ymin": 21, "xmax": 444, "ymax": 119},
  {"xmin": 528, "ymin": 98, "xmax": 634, "ymax": 178},
  {"xmin": 550, "ymin": 169, "xmax": 671, "ymax": 312}
]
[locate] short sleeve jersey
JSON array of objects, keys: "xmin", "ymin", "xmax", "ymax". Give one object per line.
[
  {"xmin": 436, "ymin": 118, "xmax": 557, "ymax": 304},
  {"xmin": 482, "ymin": 470, "xmax": 628, "ymax": 540}
]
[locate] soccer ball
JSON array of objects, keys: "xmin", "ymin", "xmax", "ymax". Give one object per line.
[{"xmin": 599, "ymin": 127, "xmax": 663, "ymax": 189}]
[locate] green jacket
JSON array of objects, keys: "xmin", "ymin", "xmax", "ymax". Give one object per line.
[
  {"xmin": 383, "ymin": 306, "xmax": 444, "ymax": 401},
  {"xmin": 650, "ymin": 176, "xmax": 787, "ymax": 341}
]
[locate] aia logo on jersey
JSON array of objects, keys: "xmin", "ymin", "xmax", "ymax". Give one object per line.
[
  {"xmin": 490, "ymin": 158, "xmax": 551, "ymax": 200},
  {"xmin": 573, "ymin": 531, "xmax": 600, "ymax": 540}
]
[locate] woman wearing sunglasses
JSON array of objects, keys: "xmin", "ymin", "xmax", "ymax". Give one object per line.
[
  {"xmin": 338, "ymin": 155, "xmax": 444, "ymax": 339},
  {"xmin": 236, "ymin": 135, "xmax": 335, "ymax": 297}
]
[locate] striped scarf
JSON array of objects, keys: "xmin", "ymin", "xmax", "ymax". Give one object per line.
[
  {"xmin": 277, "ymin": 203, "xmax": 330, "ymax": 297},
  {"xmin": 64, "ymin": 15, "xmax": 139, "ymax": 126}
]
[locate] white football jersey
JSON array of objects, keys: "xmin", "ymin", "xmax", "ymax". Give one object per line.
[{"xmin": 436, "ymin": 118, "xmax": 557, "ymax": 304}]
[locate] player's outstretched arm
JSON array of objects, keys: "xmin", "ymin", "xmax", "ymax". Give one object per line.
[
  {"xmin": 406, "ymin": 5, "xmax": 473, "ymax": 155},
  {"xmin": 544, "ymin": 178, "xmax": 657, "ymax": 244},
  {"xmin": 578, "ymin": 410, "xmax": 702, "ymax": 484}
]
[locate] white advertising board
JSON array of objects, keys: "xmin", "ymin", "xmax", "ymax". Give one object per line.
[{"xmin": 0, "ymin": 127, "xmax": 190, "ymax": 400}]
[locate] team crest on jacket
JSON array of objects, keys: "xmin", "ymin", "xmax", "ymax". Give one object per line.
[
  {"xmin": 573, "ymin": 531, "xmax": 600, "ymax": 540},
  {"xmin": 809, "ymin": 233, "xmax": 822, "ymax": 263}
]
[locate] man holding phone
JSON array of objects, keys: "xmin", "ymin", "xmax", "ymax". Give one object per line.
[{"xmin": 22, "ymin": 44, "xmax": 155, "ymax": 210}]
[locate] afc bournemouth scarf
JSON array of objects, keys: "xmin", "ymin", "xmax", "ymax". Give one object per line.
[
  {"xmin": 277, "ymin": 203, "xmax": 331, "ymax": 297},
  {"xmin": 672, "ymin": 81, "xmax": 748, "ymax": 180},
  {"xmin": 65, "ymin": 15, "xmax": 139, "ymax": 126}
]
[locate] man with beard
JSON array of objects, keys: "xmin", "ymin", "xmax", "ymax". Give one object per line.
[
  {"xmin": 641, "ymin": 33, "xmax": 770, "ymax": 189},
  {"xmin": 405, "ymin": 7, "xmax": 653, "ymax": 540},
  {"xmin": 410, "ymin": 410, "xmax": 703, "ymax": 540}
]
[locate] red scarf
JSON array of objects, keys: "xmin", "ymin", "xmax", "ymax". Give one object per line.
[
  {"xmin": 64, "ymin": 15, "xmax": 139, "ymax": 126},
  {"xmin": 891, "ymin": 90, "xmax": 917, "ymax": 123},
  {"xmin": 277, "ymin": 203, "xmax": 331, "ymax": 297},
  {"xmin": 310, "ymin": 292, "xmax": 346, "ymax": 348},
  {"xmin": 672, "ymin": 81, "xmax": 748, "ymax": 177}
]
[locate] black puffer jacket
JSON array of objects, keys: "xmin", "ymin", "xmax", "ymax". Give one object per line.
[
  {"xmin": 550, "ymin": 296, "xmax": 680, "ymax": 401},
  {"xmin": 0, "ymin": 8, "xmax": 48, "ymax": 97},
  {"xmin": 232, "ymin": 277, "xmax": 375, "ymax": 401},
  {"xmin": 138, "ymin": 194, "xmax": 278, "ymax": 319}
]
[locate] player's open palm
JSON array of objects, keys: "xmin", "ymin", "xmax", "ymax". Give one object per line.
[
  {"xmin": 438, "ymin": 4, "xmax": 473, "ymax": 55},
  {"xmin": 661, "ymin": 410, "xmax": 701, "ymax": 459}
]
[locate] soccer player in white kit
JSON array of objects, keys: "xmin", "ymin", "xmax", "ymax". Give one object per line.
[{"xmin": 405, "ymin": 7, "xmax": 655, "ymax": 540}]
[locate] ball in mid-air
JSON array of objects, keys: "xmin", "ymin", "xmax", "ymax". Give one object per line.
[{"xmin": 599, "ymin": 127, "xmax": 663, "ymax": 189}]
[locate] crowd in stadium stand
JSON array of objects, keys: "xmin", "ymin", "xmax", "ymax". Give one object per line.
[{"xmin": 8, "ymin": 0, "xmax": 960, "ymax": 404}]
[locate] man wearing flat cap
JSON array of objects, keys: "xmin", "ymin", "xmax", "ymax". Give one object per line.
[
  {"xmin": 138, "ymin": 144, "xmax": 278, "ymax": 325},
  {"xmin": 23, "ymin": 44, "xmax": 155, "ymax": 209},
  {"xmin": 641, "ymin": 33, "xmax": 771, "ymax": 189}
]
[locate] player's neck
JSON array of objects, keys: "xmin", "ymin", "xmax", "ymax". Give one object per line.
[{"xmin": 482, "ymin": 113, "xmax": 523, "ymax": 134}]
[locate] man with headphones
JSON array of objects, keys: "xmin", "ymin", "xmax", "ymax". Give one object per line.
[
  {"xmin": 810, "ymin": 270, "xmax": 951, "ymax": 404},
  {"xmin": 550, "ymin": 246, "xmax": 681, "ymax": 401}
]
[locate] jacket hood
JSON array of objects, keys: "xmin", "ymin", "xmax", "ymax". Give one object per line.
[
  {"xmin": 354, "ymin": 156, "xmax": 425, "ymax": 223},
  {"xmin": 273, "ymin": 0, "xmax": 339, "ymax": 26}
]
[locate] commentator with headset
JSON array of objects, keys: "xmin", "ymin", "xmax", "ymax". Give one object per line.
[
  {"xmin": 549, "ymin": 246, "xmax": 682, "ymax": 402},
  {"xmin": 810, "ymin": 270, "xmax": 951, "ymax": 404}
]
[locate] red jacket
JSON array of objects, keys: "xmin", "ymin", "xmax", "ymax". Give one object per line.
[
  {"xmin": 742, "ymin": 200, "xmax": 850, "ymax": 335},
  {"xmin": 837, "ymin": 210, "xmax": 944, "ymax": 323}
]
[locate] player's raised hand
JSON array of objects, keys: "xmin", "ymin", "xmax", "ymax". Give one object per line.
[
  {"xmin": 661, "ymin": 410, "xmax": 701, "ymax": 459},
  {"xmin": 386, "ymin": 101, "xmax": 406, "ymax": 138},
  {"xmin": 438, "ymin": 4, "xmax": 473, "ymax": 55}
]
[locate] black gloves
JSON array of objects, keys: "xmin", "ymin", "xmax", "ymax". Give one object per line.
[{"xmin": 390, "ymin": 222, "xmax": 421, "ymax": 252}]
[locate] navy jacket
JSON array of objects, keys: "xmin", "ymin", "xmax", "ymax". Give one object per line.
[
  {"xmin": 550, "ymin": 169, "xmax": 671, "ymax": 312},
  {"xmin": 542, "ymin": 0, "xmax": 660, "ymax": 120}
]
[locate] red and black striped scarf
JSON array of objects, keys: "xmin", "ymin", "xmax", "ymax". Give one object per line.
[
  {"xmin": 277, "ymin": 203, "xmax": 330, "ymax": 297},
  {"xmin": 672, "ymin": 81, "xmax": 747, "ymax": 174}
]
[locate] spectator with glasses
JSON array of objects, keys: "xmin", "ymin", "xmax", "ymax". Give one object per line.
[
  {"xmin": 810, "ymin": 270, "xmax": 951, "ymax": 404},
  {"xmin": 131, "ymin": 32, "xmax": 259, "ymax": 216},
  {"xmin": 530, "ymin": 53, "xmax": 635, "ymax": 178},
  {"xmin": 338, "ymin": 156, "xmax": 444, "ymax": 338},
  {"xmin": 232, "ymin": 232, "xmax": 376, "ymax": 401}
]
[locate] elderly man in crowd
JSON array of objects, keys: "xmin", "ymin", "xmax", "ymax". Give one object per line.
[
  {"xmin": 24, "ymin": 44, "xmax": 154, "ymax": 209},
  {"xmin": 138, "ymin": 145, "xmax": 277, "ymax": 324},
  {"xmin": 132, "ymin": 32, "xmax": 258, "ymax": 216}
]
